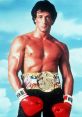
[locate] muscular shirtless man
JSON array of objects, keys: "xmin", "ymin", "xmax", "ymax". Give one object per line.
[{"xmin": 8, "ymin": 1, "xmax": 74, "ymax": 117}]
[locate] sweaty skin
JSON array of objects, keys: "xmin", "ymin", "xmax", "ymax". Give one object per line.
[{"xmin": 8, "ymin": 11, "xmax": 73, "ymax": 96}]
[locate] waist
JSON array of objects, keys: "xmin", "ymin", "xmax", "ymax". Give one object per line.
[{"xmin": 21, "ymin": 71, "xmax": 61, "ymax": 92}]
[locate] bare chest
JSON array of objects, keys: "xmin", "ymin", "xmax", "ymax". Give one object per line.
[{"xmin": 25, "ymin": 39, "xmax": 62, "ymax": 61}]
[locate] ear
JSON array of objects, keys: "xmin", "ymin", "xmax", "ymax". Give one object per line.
[
  {"xmin": 34, "ymin": 18, "xmax": 36, "ymax": 23},
  {"xmin": 33, "ymin": 18, "xmax": 36, "ymax": 24}
]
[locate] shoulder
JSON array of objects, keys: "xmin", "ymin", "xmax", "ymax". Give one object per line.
[
  {"xmin": 52, "ymin": 36, "xmax": 69, "ymax": 53},
  {"xmin": 12, "ymin": 33, "xmax": 29, "ymax": 44},
  {"xmin": 55, "ymin": 39, "xmax": 69, "ymax": 59},
  {"xmin": 11, "ymin": 33, "xmax": 32, "ymax": 48}
]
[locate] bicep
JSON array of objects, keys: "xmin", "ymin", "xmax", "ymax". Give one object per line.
[
  {"xmin": 8, "ymin": 38, "xmax": 24, "ymax": 73},
  {"xmin": 59, "ymin": 45, "xmax": 71, "ymax": 77},
  {"xmin": 8, "ymin": 53, "xmax": 21, "ymax": 73}
]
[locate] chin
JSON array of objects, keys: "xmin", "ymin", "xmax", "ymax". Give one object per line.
[{"xmin": 40, "ymin": 28, "xmax": 49, "ymax": 33}]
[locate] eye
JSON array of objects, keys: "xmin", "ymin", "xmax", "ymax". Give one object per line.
[
  {"xmin": 46, "ymin": 16, "xmax": 51, "ymax": 20},
  {"xmin": 38, "ymin": 15, "xmax": 43, "ymax": 18}
]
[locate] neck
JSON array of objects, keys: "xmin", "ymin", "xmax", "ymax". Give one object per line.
[{"xmin": 33, "ymin": 28, "xmax": 50, "ymax": 40}]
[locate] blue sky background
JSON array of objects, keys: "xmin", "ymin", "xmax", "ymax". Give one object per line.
[{"xmin": 0, "ymin": 0, "xmax": 82, "ymax": 117}]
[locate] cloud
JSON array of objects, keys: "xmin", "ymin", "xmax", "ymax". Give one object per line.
[
  {"xmin": 70, "ymin": 91, "xmax": 82, "ymax": 117},
  {"xmin": 71, "ymin": 113, "xmax": 82, "ymax": 117},
  {"xmin": 51, "ymin": 12, "xmax": 82, "ymax": 38},
  {"xmin": 0, "ymin": 59, "xmax": 8, "ymax": 83},
  {"xmin": 72, "ymin": 91, "xmax": 82, "ymax": 113},
  {"xmin": 0, "ymin": 88, "xmax": 19, "ymax": 117},
  {"xmin": 7, "ymin": 100, "xmax": 19, "ymax": 117},
  {"xmin": 0, "ymin": 10, "xmax": 34, "ymax": 34},
  {"xmin": 69, "ymin": 48, "xmax": 82, "ymax": 77},
  {"xmin": 0, "ymin": 88, "xmax": 11, "ymax": 113},
  {"xmin": 0, "ymin": 0, "xmax": 14, "ymax": 5},
  {"xmin": 0, "ymin": 59, "xmax": 19, "ymax": 116}
]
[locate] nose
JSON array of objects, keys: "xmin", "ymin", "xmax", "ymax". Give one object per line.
[{"xmin": 42, "ymin": 17, "xmax": 47, "ymax": 24}]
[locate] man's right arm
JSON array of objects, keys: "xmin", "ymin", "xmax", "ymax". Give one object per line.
[
  {"xmin": 8, "ymin": 36, "xmax": 43, "ymax": 116},
  {"xmin": 8, "ymin": 36, "xmax": 24, "ymax": 91}
]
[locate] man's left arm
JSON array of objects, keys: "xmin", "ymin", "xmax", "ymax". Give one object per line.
[
  {"xmin": 52, "ymin": 44, "xmax": 74, "ymax": 117},
  {"xmin": 59, "ymin": 44, "xmax": 74, "ymax": 96}
]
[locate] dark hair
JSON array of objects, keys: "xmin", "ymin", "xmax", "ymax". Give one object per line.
[{"xmin": 31, "ymin": 0, "xmax": 57, "ymax": 24}]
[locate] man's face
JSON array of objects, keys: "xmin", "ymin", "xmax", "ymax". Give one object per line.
[{"xmin": 35, "ymin": 10, "xmax": 53, "ymax": 32}]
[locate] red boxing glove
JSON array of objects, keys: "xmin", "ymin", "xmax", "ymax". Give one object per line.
[
  {"xmin": 52, "ymin": 95, "xmax": 73, "ymax": 117},
  {"xmin": 16, "ymin": 88, "xmax": 43, "ymax": 116}
]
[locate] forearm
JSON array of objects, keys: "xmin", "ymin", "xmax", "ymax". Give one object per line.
[
  {"xmin": 52, "ymin": 78, "xmax": 73, "ymax": 117},
  {"xmin": 63, "ymin": 75, "xmax": 74, "ymax": 96},
  {"xmin": 8, "ymin": 71, "xmax": 22, "ymax": 92},
  {"xmin": 52, "ymin": 75, "xmax": 74, "ymax": 117}
]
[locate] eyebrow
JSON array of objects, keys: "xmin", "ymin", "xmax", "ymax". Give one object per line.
[{"xmin": 37, "ymin": 13, "xmax": 51, "ymax": 16}]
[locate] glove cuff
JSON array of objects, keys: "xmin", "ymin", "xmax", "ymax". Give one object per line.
[
  {"xmin": 63, "ymin": 95, "xmax": 73, "ymax": 105},
  {"xmin": 16, "ymin": 88, "xmax": 28, "ymax": 102}
]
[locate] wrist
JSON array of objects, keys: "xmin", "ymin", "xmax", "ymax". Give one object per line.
[
  {"xmin": 16, "ymin": 88, "xmax": 29, "ymax": 102},
  {"xmin": 63, "ymin": 94, "xmax": 73, "ymax": 105}
]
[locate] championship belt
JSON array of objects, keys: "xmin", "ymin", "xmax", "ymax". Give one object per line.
[{"xmin": 22, "ymin": 72, "xmax": 61, "ymax": 92}]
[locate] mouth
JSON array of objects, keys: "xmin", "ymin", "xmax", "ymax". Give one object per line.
[{"xmin": 41, "ymin": 25, "xmax": 47, "ymax": 28}]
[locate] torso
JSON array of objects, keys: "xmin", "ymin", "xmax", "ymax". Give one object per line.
[{"xmin": 21, "ymin": 33, "xmax": 64, "ymax": 73}]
